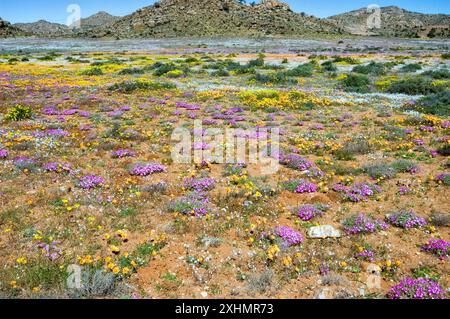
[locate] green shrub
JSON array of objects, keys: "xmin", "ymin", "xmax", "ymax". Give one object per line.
[
  {"xmin": 403, "ymin": 91, "xmax": 450, "ymax": 116},
  {"xmin": 442, "ymin": 53, "xmax": 450, "ymax": 59},
  {"xmin": 285, "ymin": 63, "xmax": 314, "ymax": 77},
  {"xmin": 391, "ymin": 159, "xmax": 418, "ymax": 173},
  {"xmin": 332, "ymin": 56, "xmax": 360, "ymax": 64},
  {"xmin": 352, "ymin": 62, "xmax": 387, "ymax": 75},
  {"xmin": 400, "ymin": 64, "xmax": 422, "ymax": 73},
  {"xmin": 108, "ymin": 80, "xmax": 176, "ymax": 93},
  {"xmin": 341, "ymin": 74, "xmax": 371, "ymax": 93},
  {"xmin": 321, "ymin": 61, "xmax": 337, "ymax": 72},
  {"xmin": 247, "ymin": 56, "xmax": 265, "ymax": 68},
  {"xmin": 363, "ymin": 163, "xmax": 397, "ymax": 179},
  {"xmin": 5, "ymin": 105, "xmax": 33, "ymax": 121},
  {"xmin": 118, "ymin": 67, "xmax": 145, "ymax": 75},
  {"xmin": 166, "ymin": 69, "xmax": 184, "ymax": 78},
  {"xmin": 81, "ymin": 67, "xmax": 104, "ymax": 76},
  {"xmin": 422, "ymin": 68, "xmax": 450, "ymax": 79},
  {"xmin": 253, "ymin": 72, "xmax": 295, "ymax": 85},
  {"xmin": 387, "ymin": 77, "xmax": 445, "ymax": 95},
  {"xmin": 211, "ymin": 69, "xmax": 230, "ymax": 77}
]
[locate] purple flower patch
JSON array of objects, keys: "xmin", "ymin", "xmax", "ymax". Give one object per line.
[{"xmin": 129, "ymin": 163, "xmax": 166, "ymax": 176}]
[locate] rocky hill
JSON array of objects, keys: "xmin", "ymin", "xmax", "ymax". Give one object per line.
[
  {"xmin": 328, "ymin": 6, "xmax": 450, "ymax": 38},
  {"xmin": 85, "ymin": 0, "xmax": 342, "ymax": 38},
  {"xmin": 14, "ymin": 12, "xmax": 120, "ymax": 37},
  {"xmin": 0, "ymin": 18, "xmax": 26, "ymax": 38},
  {"xmin": 14, "ymin": 20, "xmax": 71, "ymax": 37}
]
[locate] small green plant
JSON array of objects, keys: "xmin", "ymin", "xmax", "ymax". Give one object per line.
[
  {"xmin": 81, "ymin": 67, "xmax": 104, "ymax": 76},
  {"xmin": 321, "ymin": 60, "xmax": 337, "ymax": 72},
  {"xmin": 108, "ymin": 80, "xmax": 176, "ymax": 93},
  {"xmin": 118, "ymin": 67, "xmax": 145, "ymax": 75},
  {"xmin": 387, "ymin": 77, "xmax": 445, "ymax": 95},
  {"xmin": 5, "ymin": 105, "xmax": 33, "ymax": 121},
  {"xmin": 341, "ymin": 74, "xmax": 371, "ymax": 93},
  {"xmin": 402, "ymin": 91, "xmax": 450, "ymax": 116},
  {"xmin": 352, "ymin": 62, "xmax": 387, "ymax": 75},
  {"xmin": 400, "ymin": 63, "xmax": 422, "ymax": 73}
]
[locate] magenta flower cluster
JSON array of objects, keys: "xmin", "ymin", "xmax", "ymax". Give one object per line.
[
  {"xmin": 342, "ymin": 213, "xmax": 388, "ymax": 235},
  {"xmin": 129, "ymin": 163, "xmax": 166, "ymax": 176},
  {"xmin": 355, "ymin": 249, "xmax": 375, "ymax": 262},
  {"xmin": 295, "ymin": 179, "xmax": 317, "ymax": 193},
  {"xmin": 333, "ymin": 182, "xmax": 382, "ymax": 202},
  {"xmin": 280, "ymin": 153, "xmax": 313, "ymax": 171},
  {"xmin": 421, "ymin": 239, "xmax": 449, "ymax": 260},
  {"xmin": 183, "ymin": 177, "xmax": 216, "ymax": 192},
  {"xmin": 44, "ymin": 162, "xmax": 72, "ymax": 174},
  {"xmin": 0, "ymin": 149, "xmax": 8, "ymax": 159},
  {"xmin": 36, "ymin": 241, "xmax": 62, "ymax": 261},
  {"xmin": 78, "ymin": 175, "xmax": 105, "ymax": 190},
  {"xmin": 112, "ymin": 149, "xmax": 136, "ymax": 159},
  {"xmin": 275, "ymin": 226, "xmax": 304, "ymax": 247},
  {"xmin": 435, "ymin": 173, "xmax": 450, "ymax": 186},
  {"xmin": 296, "ymin": 204, "xmax": 327, "ymax": 221},
  {"xmin": 387, "ymin": 278, "xmax": 445, "ymax": 299},
  {"xmin": 386, "ymin": 210, "xmax": 426, "ymax": 229}
]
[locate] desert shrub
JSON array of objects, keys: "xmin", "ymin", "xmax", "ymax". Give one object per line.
[
  {"xmin": 166, "ymin": 69, "xmax": 184, "ymax": 78},
  {"xmin": 332, "ymin": 56, "xmax": 360, "ymax": 64},
  {"xmin": 352, "ymin": 62, "xmax": 387, "ymax": 75},
  {"xmin": 403, "ymin": 91, "xmax": 450, "ymax": 116},
  {"xmin": 340, "ymin": 74, "xmax": 370, "ymax": 93},
  {"xmin": 108, "ymin": 80, "xmax": 175, "ymax": 93},
  {"xmin": 5, "ymin": 105, "xmax": 33, "ymax": 121},
  {"xmin": 150, "ymin": 62, "xmax": 178, "ymax": 76},
  {"xmin": 211, "ymin": 69, "xmax": 230, "ymax": 77},
  {"xmin": 285, "ymin": 63, "xmax": 314, "ymax": 77},
  {"xmin": 68, "ymin": 268, "xmax": 128, "ymax": 298},
  {"xmin": 382, "ymin": 125, "xmax": 409, "ymax": 141},
  {"xmin": 321, "ymin": 60, "xmax": 337, "ymax": 72},
  {"xmin": 118, "ymin": 67, "xmax": 145, "ymax": 75},
  {"xmin": 363, "ymin": 162, "xmax": 397, "ymax": 179},
  {"xmin": 247, "ymin": 56, "xmax": 265, "ymax": 68},
  {"xmin": 391, "ymin": 159, "xmax": 419, "ymax": 173},
  {"xmin": 387, "ymin": 77, "xmax": 445, "ymax": 95},
  {"xmin": 253, "ymin": 72, "xmax": 295, "ymax": 85},
  {"xmin": 81, "ymin": 67, "xmax": 104, "ymax": 76},
  {"xmin": 429, "ymin": 212, "xmax": 450, "ymax": 227},
  {"xmin": 422, "ymin": 68, "xmax": 450, "ymax": 79},
  {"xmin": 400, "ymin": 64, "xmax": 422, "ymax": 73},
  {"xmin": 442, "ymin": 53, "xmax": 450, "ymax": 59},
  {"xmin": 233, "ymin": 64, "xmax": 256, "ymax": 74},
  {"xmin": 247, "ymin": 269, "xmax": 273, "ymax": 294},
  {"xmin": 334, "ymin": 137, "xmax": 372, "ymax": 160}
]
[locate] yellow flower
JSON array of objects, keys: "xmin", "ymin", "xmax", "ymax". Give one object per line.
[
  {"xmin": 112, "ymin": 266, "xmax": 120, "ymax": 274},
  {"xmin": 9, "ymin": 281, "xmax": 17, "ymax": 288},
  {"xmin": 16, "ymin": 257, "xmax": 27, "ymax": 265},
  {"xmin": 122, "ymin": 267, "xmax": 130, "ymax": 275},
  {"xmin": 110, "ymin": 245, "xmax": 120, "ymax": 255}
]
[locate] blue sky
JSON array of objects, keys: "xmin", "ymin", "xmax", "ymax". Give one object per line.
[{"xmin": 1, "ymin": 0, "xmax": 449, "ymax": 24}]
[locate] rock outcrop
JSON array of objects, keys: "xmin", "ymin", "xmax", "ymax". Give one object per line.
[
  {"xmin": 328, "ymin": 6, "xmax": 450, "ymax": 38},
  {"xmin": 84, "ymin": 0, "xmax": 342, "ymax": 38}
]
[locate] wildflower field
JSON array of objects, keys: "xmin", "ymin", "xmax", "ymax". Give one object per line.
[{"xmin": 0, "ymin": 45, "xmax": 449, "ymax": 299}]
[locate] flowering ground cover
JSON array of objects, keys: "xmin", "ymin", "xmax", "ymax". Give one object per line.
[{"xmin": 0, "ymin": 46, "xmax": 448, "ymax": 299}]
